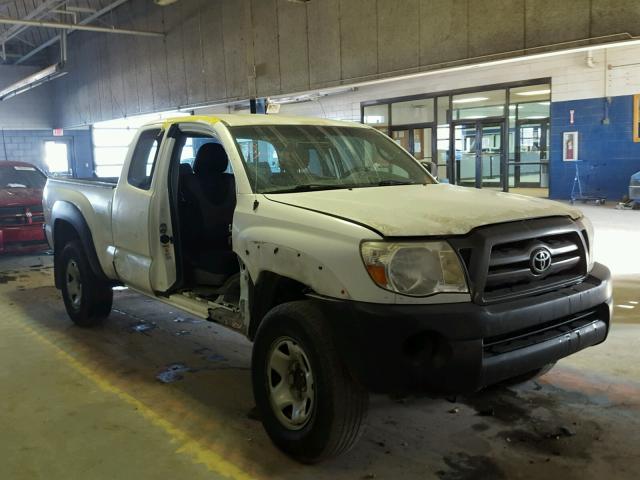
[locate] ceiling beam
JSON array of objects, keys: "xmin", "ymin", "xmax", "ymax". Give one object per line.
[
  {"xmin": 0, "ymin": 0, "xmax": 66, "ymax": 46},
  {"xmin": 0, "ymin": 15, "xmax": 164, "ymax": 37},
  {"xmin": 16, "ymin": 0, "xmax": 135, "ymax": 65}
]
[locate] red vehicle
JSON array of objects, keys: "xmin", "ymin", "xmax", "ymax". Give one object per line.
[{"xmin": 0, "ymin": 161, "xmax": 49, "ymax": 254}]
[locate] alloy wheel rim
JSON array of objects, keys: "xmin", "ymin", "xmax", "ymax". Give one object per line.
[{"xmin": 267, "ymin": 336, "xmax": 315, "ymax": 430}]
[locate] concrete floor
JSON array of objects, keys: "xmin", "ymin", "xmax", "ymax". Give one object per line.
[{"xmin": 1, "ymin": 203, "xmax": 639, "ymax": 480}]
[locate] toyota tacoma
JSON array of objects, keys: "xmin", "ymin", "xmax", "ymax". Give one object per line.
[{"xmin": 43, "ymin": 115, "xmax": 612, "ymax": 463}]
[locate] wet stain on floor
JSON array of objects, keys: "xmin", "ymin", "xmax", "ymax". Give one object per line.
[
  {"xmin": 438, "ymin": 453, "xmax": 505, "ymax": 480},
  {"xmin": 460, "ymin": 386, "xmax": 547, "ymax": 423}
]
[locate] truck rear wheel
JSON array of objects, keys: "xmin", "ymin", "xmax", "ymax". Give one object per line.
[
  {"xmin": 60, "ymin": 240, "xmax": 113, "ymax": 326},
  {"xmin": 251, "ymin": 300, "xmax": 368, "ymax": 463}
]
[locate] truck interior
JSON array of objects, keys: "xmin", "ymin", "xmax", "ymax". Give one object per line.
[{"xmin": 170, "ymin": 131, "xmax": 240, "ymax": 301}]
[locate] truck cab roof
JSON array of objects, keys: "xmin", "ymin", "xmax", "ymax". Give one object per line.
[{"xmin": 150, "ymin": 114, "xmax": 368, "ymax": 130}]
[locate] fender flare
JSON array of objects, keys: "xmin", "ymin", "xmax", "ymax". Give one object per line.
[{"xmin": 51, "ymin": 201, "xmax": 109, "ymax": 288}]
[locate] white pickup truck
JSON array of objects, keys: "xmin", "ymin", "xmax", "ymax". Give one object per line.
[{"xmin": 43, "ymin": 114, "xmax": 612, "ymax": 462}]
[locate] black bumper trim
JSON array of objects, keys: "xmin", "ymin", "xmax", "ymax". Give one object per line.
[
  {"xmin": 482, "ymin": 319, "xmax": 607, "ymax": 387},
  {"xmin": 315, "ymin": 262, "xmax": 612, "ymax": 394}
]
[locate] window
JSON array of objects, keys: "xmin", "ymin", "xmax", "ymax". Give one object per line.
[
  {"xmin": 127, "ymin": 129, "xmax": 162, "ymax": 190},
  {"xmin": 44, "ymin": 141, "xmax": 69, "ymax": 175},
  {"xmin": 362, "ymin": 104, "xmax": 389, "ymax": 129},
  {"xmin": 0, "ymin": 164, "xmax": 46, "ymax": 189},
  {"xmin": 231, "ymin": 125, "xmax": 433, "ymax": 193},
  {"xmin": 391, "ymin": 98, "xmax": 434, "ymax": 125},
  {"xmin": 452, "ymin": 90, "xmax": 506, "ymax": 120}
]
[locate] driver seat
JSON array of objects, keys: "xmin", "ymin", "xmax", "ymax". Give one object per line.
[{"xmin": 181, "ymin": 143, "xmax": 239, "ymax": 285}]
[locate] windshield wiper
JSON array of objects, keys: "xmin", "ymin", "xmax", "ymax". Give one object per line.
[
  {"xmin": 376, "ymin": 179, "xmax": 420, "ymax": 186},
  {"xmin": 266, "ymin": 184, "xmax": 353, "ymax": 194}
]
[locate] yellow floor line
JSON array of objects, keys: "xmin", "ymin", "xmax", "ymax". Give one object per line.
[{"xmin": 10, "ymin": 317, "xmax": 257, "ymax": 480}]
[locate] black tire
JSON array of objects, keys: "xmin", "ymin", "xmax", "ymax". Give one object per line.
[
  {"xmin": 251, "ymin": 300, "xmax": 368, "ymax": 463},
  {"xmin": 502, "ymin": 362, "xmax": 556, "ymax": 386},
  {"xmin": 59, "ymin": 240, "xmax": 113, "ymax": 327}
]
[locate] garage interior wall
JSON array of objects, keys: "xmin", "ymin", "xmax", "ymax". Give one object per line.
[
  {"xmin": 202, "ymin": 45, "xmax": 640, "ymax": 200},
  {"xmin": 0, "ymin": 65, "xmax": 92, "ymax": 176},
  {"xmin": 42, "ymin": 0, "xmax": 640, "ymax": 198},
  {"xmin": 0, "ymin": 0, "xmax": 638, "ymax": 195},
  {"xmin": 51, "ymin": 0, "xmax": 640, "ymax": 128}
]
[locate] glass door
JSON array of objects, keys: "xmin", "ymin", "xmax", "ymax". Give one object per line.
[
  {"xmin": 454, "ymin": 121, "xmax": 504, "ymax": 189},
  {"xmin": 514, "ymin": 120, "xmax": 549, "ymax": 188},
  {"xmin": 44, "ymin": 140, "xmax": 71, "ymax": 177},
  {"xmin": 480, "ymin": 123, "xmax": 503, "ymax": 189},
  {"xmin": 454, "ymin": 123, "xmax": 477, "ymax": 187}
]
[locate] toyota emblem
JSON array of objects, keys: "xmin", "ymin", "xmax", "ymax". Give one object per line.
[{"xmin": 530, "ymin": 247, "xmax": 552, "ymax": 275}]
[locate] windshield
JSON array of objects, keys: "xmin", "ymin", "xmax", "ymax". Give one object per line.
[
  {"xmin": 0, "ymin": 165, "xmax": 46, "ymax": 189},
  {"xmin": 230, "ymin": 125, "xmax": 434, "ymax": 193}
]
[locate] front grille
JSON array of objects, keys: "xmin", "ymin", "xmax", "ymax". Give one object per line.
[
  {"xmin": 484, "ymin": 232, "xmax": 586, "ymax": 301},
  {"xmin": 0, "ymin": 205, "xmax": 45, "ymax": 227},
  {"xmin": 483, "ymin": 309, "xmax": 598, "ymax": 357},
  {"xmin": 29, "ymin": 204, "xmax": 45, "ymax": 223},
  {"xmin": 450, "ymin": 217, "xmax": 590, "ymax": 304}
]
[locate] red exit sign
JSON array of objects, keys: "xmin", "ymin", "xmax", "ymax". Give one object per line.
[{"xmin": 52, "ymin": 128, "xmax": 64, "ymax": 137}]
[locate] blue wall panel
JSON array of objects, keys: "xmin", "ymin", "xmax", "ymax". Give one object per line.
[{"xmin": 550, "ymin": 95, "xmax": 640, "ymax": 200}]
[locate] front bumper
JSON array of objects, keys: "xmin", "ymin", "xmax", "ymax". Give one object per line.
[
  {"xmin": 0, "ymin": 224, "xmax": 48, "ymax": 254},
  {"xmin": 316, "ymin": 262, "xmax": 612, "ymax": 394}
]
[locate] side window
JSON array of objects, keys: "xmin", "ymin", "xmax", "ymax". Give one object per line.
[{"xmin": 127, "ymin": 128, "xmax": 162, "ymax": 190}]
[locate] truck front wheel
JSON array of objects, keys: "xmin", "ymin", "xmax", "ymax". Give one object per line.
[
  {"xmin": 60, "ymin": 240, "xmax": 113, "ymax": 326},
  {"xmin": 251, "ymin": 300, "xmax": 368, "ymax": 463}
]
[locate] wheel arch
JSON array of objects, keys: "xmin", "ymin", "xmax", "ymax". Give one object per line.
[
  {"xmin": 51, "ymin": 201, "xmax": 109, "ymax": 288},
  {"xmin": 247, "ymin": 270, "xmax": 312, "ymax": 341}
]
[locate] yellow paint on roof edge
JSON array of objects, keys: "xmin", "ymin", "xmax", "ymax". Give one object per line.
[{"xmin": 162, "ymin": 115, "xmax": 220, "ymax": 130}]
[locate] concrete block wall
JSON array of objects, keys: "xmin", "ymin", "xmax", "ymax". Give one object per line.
[
  {"xmin": 550, "ymin": 96, "xmax": 640, "ymax": 201},
  {"xmin": 0, "ymin": 129, "xmax": 93, "ymax": 178},
  {"xmin": 0, "ymin": 131, "xmax": 52, "ymax": 171}
]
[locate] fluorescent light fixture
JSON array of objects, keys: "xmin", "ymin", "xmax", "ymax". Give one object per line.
[
  {"xmin": 524, "ymin": 115, "xmax": 548, "ymax": 119},
  {"xmin": 464, "ymin": 115, "xmax": 488, "ymax": 119},
  {"xmin": 515, "ymin": 89, "xmax": 551, "ymax": 96},
  {"xmin": 0, "ymin": 63, "xmax": 67, "ymax": 101},
  {"xmin": 452, "ymin": 97, "xmax": 489, "ymax": 104},
  {"xmin": 537, "ymin": 101, "xmax": 551, "ymax": 106}
]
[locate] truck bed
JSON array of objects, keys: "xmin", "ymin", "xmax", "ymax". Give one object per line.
[{"xmin": 43, "ymin": 176, "xmax": 116, "ymax": 278}]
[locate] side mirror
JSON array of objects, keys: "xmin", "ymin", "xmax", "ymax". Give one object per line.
[
  {"xmin": 420, "ymin": 161, "xmax": 436, "ymax": 178},
  {"xmin": 420, "ymin": 160, "xmax": 434, "ymax": 169}
]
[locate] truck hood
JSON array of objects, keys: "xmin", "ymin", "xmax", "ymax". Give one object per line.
[
  {"xmin": 264, "ymin": 183, "xmax": 582, "ymax": 237},
  {"xmin": 0, "ymin": 187, "xmax": 43, "ymax": 207}
]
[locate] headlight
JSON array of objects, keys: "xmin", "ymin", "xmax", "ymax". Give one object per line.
[{"xmin": 360, "ymin": 241, "xmax": 468, "ymax": 296}]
